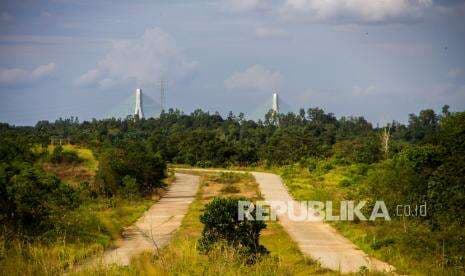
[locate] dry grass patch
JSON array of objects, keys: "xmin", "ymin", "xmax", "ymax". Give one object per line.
[
  {"xmin": 42, "ymin": 162, "xmax": 94, "ymax": 187},
  {"xmin": 42, "ymin": 144, "xmax": 98, "ymax": 187}
]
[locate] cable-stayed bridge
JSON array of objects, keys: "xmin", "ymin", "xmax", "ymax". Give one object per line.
[
  {"xmin": 105, "ymin": 89, "xmax": 161, "ymax": 119},
  {"xmin": 105, "ymin": 88, "xmax": 294, "ymax": 120},
  {"xmin": 248, "ymin": 92, "xmax": 295, "ymax": 120}
]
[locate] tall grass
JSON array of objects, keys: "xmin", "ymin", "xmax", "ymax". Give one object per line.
[
  {"xmin": 0, "ymin": 197, "xmax": 154, "ymax": 275},
  {"xmin": 48, "ymin": 144, "xmax": 99, "ymax": 172},
  {"xmin": 214, "ymin": 171, "xmax": 253, "ymax": 184},
  {"xmin": 276, "ymin": 161, "xmax": 465, "ymax": 275}
]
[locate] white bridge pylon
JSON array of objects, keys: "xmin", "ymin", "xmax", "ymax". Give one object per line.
[
  {"xmin": 134, "ymin": 88, "xmax": 144, "ymax": 118},
  {"xmin": 272, "ymin": 91, "xmax": 279, "ymax": 114}
]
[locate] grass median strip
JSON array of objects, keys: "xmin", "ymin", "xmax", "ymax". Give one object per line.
[{"xmin": 83, "ymin": 171, "xmax": 332, "ymax": 275}]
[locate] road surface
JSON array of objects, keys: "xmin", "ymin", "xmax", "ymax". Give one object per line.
[
  {"xmin": 93, "ymin": 173, "xmax": 199, "ymax": 266},
  {"xmin": 178, "ymin": 168, "xmax": 394, "ymax": 273},
  {"xmin": 252, "ymin": 171, "xmax": 394, "ymax": 273}
]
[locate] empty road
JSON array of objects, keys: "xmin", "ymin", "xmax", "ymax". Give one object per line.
[
  {"xmin": 178, "ymin": 168, "xmax": 394, "ymax": 273},
  {"xmin": 95, "ymin": 173, "xmax": 199, "ymax": 266}
]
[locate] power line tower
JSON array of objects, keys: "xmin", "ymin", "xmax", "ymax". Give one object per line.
[{"xmin": 159, "ymin": 78, "xmax": 166, "ymax": 112}]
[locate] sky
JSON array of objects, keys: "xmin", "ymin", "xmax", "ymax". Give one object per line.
[{"xmin": 0, "ymin": 0, "xmax": 464, "ymax": 126}]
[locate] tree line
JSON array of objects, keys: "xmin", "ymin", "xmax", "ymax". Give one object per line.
[{"xmin": 1, "ymin": 105, "xmax": 464, "ymax": 242}]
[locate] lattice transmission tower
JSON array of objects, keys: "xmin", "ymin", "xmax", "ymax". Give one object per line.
[{"xmin": 159, "ymin": 78, "xmax": 166, "ymax": 112}]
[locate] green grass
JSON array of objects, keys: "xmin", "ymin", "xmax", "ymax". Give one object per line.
[
  {"xmin": 1, "ymin": 145, "xmax": 166, "ymax": 275},
  {"xmin": 41, "ymin": 145, "xmax": 98, "ymax": 187},
  {"xmin": 0, "ymin": 197, "xmax": 154, "ymax": 275},
  {"xmin": 47, "ymin": 144, "xmax": 98, "ymax": 172},
  {"xmin": 273, "ymin": 161, "xmax": 464, "ymax": 275},
  {"xmin": 214, "ymin": 171, "xmax": 253, "ymax": 184}
]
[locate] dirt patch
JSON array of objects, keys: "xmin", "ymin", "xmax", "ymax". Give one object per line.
[{"xmin": 42, "ymin": 162, "xmax": 94, "ymax": 187}]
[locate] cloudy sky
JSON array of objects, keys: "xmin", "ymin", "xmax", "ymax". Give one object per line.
[{"xmin": 0, "ymin": 0, "xmax": 464, "ymax": 125}]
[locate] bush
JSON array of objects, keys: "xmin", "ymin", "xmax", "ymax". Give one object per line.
[
  {"xmin": 77, "ymin": 181, "xmax": 98, "ymax": 199},
  {"xmin": 332, "ymin": 136, "xmax": 381, "ymax": 164},
  {"xmin": 216, "ymin": 172, "xmax": 242, "ymax": 184},
  {"xmin": 338, "ymin": 178, "xmax": 353, "ymax": 187},
  {"xmin": 304, "ymin": 158, "xmax": 318, "ymax": 172},
  {"xmin": 370, "ymin": 238, "xmax": 395, "ymax": 250},
  {"xmin": 399, "ymin": 144, "xmax": 443, "ymax": 178},
  {"xmin": 196, "ymin": 160, "xmax": 213, "ymax": 168},
  {"xmin": 307, "ymin": 163, "xmax": 317, "ymax": 172},
  {"xmin": 119, "ymin": 175, "xmax": 140, "ymax": 199},
  {"xmin": 350, "ymin": 163, "xmax": 369, "ymax": 176},
  {"xmin": 50, "ymin": 145, "xmax": 63, "ymax": 163},
  {"xmin": 321, "ymin": 162, "xmax": 334, "ymax": 172},
  {"xmin": 1, "ymin": 166, "xmax": 79, "ymax": 236},
  {"xmin": 95, "ymin": 141, "xmax": 166, "ymax": 197},
  {"xmin": 220, "ymin": 185, "xmax": 240, "ymax": 194},
  {"xmin": 198, "ymin": 197, "xmax": 268, "ymax": 263},
  {"xmin": 61, "ymin": 150, "xmax": 80, "ymax": 164},
  {"xmin": 50, "ymin": 146, "xmax": 80, "ymax": 164}
]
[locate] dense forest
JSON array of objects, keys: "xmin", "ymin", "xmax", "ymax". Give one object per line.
[
  {"xmin": 11, "ymin": 106, "xmax": 451, "ymax": 166},
  {"xmin": 1, "ymin": 105, "xmax": 464, "ymax": 272}
]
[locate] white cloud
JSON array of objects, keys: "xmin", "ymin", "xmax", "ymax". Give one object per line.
[
  {"xmin": 32, "ymin": 63, "xmax": 56, "ymax": 79},
  {"xmin": 255, "ymin": 27, "xmax": 288, "ymax": 38},
  {"xmin": 448, "ymin": 68, "xmax": 464, "ymax": 79},
  {"xmin": 225, "ymin": 0, "xmax": 271, "ymax": 12},
  {"xmin": 280, "ymin": 0, "xmax": 432, "ymax": 24},
  {"xmin": 352, "ymin": 85, "xmax": 376, "ymax": 96},
  {"xmin": 74, "ymin": 69, "xmax": 100, "ymax": 87},
  {"xmin": 224, "ymin": 64, "xmax": 281, "ymax": 91},
  {"xmin": 75, "ymin": 27, "xmax": 197, "ymax": 89},
  {"xmin": 0, "ymin": 63, "xmax": 56, "ymax": 86}
]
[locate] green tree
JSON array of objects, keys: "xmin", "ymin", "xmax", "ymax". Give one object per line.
[
  {"xmin": 1, "ymin": 166, "xmax": 78, "ymax": 235},
  {"xmin": 198, "ymin": 197, "xmax": 268, "ymax": 261}
]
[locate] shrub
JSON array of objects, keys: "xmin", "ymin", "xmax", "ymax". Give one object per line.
[
  {"xmin": 321, "ymin": 162, "xmax": 334, "ymax": 172},
  {"xmin": 77, "ymin": 181, "xmax": 98, "ymax": 199},
  {"xmin": 370, "ymin": 238, "xmax": 395, "ymax": 250},
  {"xmin": 350, "ymin": 163, "xmax": 369, "ymax": 176},
  {"xmin": 304, "ymin": 158, "xmax": 318, "ymax": 172},
  {"xmin": 61, "ymin": 150, "xmax": 80, "ymax": 164},
  {"xmin": 332, "ymin": 136, "xmax": 381, "ymax": 164},
  {"xmin": 95, "ymin": 141, "xmax": 166, "ymax": 197},
  {"xmin": 198, "ymin": 197, "xmax": 268, "ymax": 263},
  {"xmin": 50, "ymin": 146, "xmax": 80, "ymax": 164},
  {"xmin": 119, "ymin": 175, "xmax": 140, "ymax": 199},
  {"xmin": 216, "ymin": 172, "xmax": 242, "ymax": 184},
  {"xmin": 338, "ymin": 178, "xmax": 353, "ymax": 187},
  {"xmin": 196, "ymin": 160, "xmax": 213, "ymax": 168},
  {"xmin": 221, "ymin": 185, "xmax": 240, "ymax": 194},
  {"xmin": 50, "ymin": 145, "xmax": 63, "ymax": 163},
  {"xmin": 399, "ymin": 144, "xmax": 443, "ymax": 178},
  {"xmin": 1, "ymin": 166, "xmax": 79, "ymax": 236}
]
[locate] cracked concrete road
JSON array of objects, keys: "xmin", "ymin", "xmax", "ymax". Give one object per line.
[
  {"xmin": 177, "ymin": 168, "xmax": 394, "ymax": 274},
  {"xmin": 95, "ymin": 173, "xmax": 199, "ymax": 266},
  {"xmin": 251, "ymin": 171, "xmax": 394, "ymax": 274}
]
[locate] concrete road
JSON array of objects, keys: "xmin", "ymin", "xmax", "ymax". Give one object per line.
[
  {"xmin": 177, "ymin": 168, "xmax": 394, "ymax": 273},
  {"xmin": 252, "ymin": 172, "xmax": 394, "ymax": 273},
  {"xmin": 96, "ymin": 173, "xmax": 199, "ymax": 266}
]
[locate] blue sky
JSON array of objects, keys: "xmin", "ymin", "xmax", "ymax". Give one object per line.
[{"xmin": 0, "ymin": 0, "xmax": 464, "ymax": 125}]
